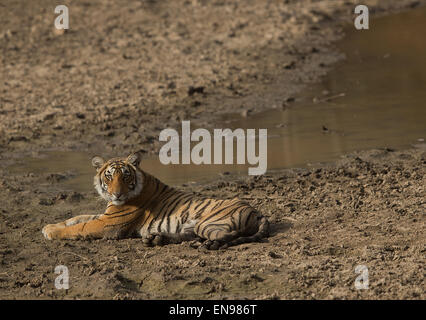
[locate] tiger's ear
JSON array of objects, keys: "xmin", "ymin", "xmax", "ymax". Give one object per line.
[
  {"xmin": 126, "ymin": 152, "xmax": 141, "ymax": 167},
  {"xmin": 91, "ymin": 156, "xmax": 105, "ymax": 171}
]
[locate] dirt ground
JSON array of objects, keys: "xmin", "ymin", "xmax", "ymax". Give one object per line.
[{"xmin": 0, "ymin": 0, "xmax": 425, "ymax": 299}]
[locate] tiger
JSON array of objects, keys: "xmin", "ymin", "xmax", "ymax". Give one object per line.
[{"xmin": 42, "ymin": 152, "xmax": 269, "ymax": 250}]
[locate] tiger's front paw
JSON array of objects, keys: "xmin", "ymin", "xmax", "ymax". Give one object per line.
[{"xmin": 42, "ymin": 224, "xmax": 62, "ymax": 240}]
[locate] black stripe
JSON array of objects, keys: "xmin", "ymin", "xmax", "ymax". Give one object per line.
[
  {"xmin": 230, "ymin": 217, "xmax": 237, "ymax": 231},
  {"xmin": 157, "ymin": 184, "xmax": 168, "ymax": 197},
  {"xmin": 208, "ymin": 223, "xmax": 232, "ymax": 231},
  {"xmin": 145, "ymin": 185, "xmax": 170, "ymax": 232},
  {"xmin": 180, "ymin": 199, "xmax": 193, "ymax": 221},
  {"xmin": 104, "ymin": 208, "xmax": 129, "ymax": 216},
  {"xmin": 210, "ymin": 200, "xmax": 224, "ymax": 212},
  {"xmin": 165, "ymin": 194, "xmax": 193, "ymax": 233},
  {"xmin": 236, "ymin": 207, "xmax": 242, "ymax": 229},
  {"xmin": 175, "ymin": 199, "xmax": 193, "ymax": 232},
  {"xmin": 206, "ymin": 228, "xmax": 216, "ymax": 239},
  {"xmin": 199, "ymin": 201, "xmax": 237, "ymax": 224},
  {"xmin": 105, "ymin": 208, "xmax": 142, "ymax": 219},
  {"xmin": 193, "ymin": 199, "xmax": 214, "ymax": 219},
  {"xmin": 193, "ymin": 198, "xmax": 209, "ymax": 212},
  {"xmin": 198, "ymin": 205, "xmax": 241, "ymax": 236},
  {"xmin": 214, "ymin": 205, "xmax": 241, "ymax": 223},
  {"xmin": 103, "ymin": 214, "xmax": 141, "ymax": 229},
  {"xmin": 159, "ymin": 193, "xmax": 190, "ymax": 233},
  {"xmin": 155, "ymin": 192, "xmax": 186, "ymax": 232},
  {"xmin": 241, "ymin": 208, "xmax": 252, "ymax": 228}
]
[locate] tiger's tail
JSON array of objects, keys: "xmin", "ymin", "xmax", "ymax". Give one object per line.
[{"xmin": 221, "ymin": 215, "xmax": 269, "ymax": 249}]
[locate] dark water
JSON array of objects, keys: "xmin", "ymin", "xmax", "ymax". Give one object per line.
[
  {"xmin": 9, "ymin": 7, "xmax": 426, "ymax": 190},
  {"xmin": 228, "ymin": 6, "xmax": 426, "ymax": 171}
]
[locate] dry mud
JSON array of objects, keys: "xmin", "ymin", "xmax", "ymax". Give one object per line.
[
  {"xmin": 0, "ymin": 147, "xmax": 424, "ymax": 299},
  {"xmin": 0, "ymin": 0, "xmax": 425, "ymax": 299}
]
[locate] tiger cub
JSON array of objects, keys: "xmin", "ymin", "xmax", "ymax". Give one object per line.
[{"xmin": 42, "ymin": 153, "xmax": 269, "ymax": 250}]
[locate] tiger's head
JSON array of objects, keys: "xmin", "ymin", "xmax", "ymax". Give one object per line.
[{"xmin": 92, "ymin": 153, "xmax": 144, "ymax": 206}]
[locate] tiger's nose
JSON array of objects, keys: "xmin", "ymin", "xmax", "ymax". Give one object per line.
[{"xmin": 112, "ymin": 192, "xmax": 122, "ymax": 199}]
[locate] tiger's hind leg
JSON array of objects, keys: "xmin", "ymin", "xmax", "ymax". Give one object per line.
[
  {"xmin": 142, "ymin": 231, "xmax": 197, "ymax": 247},
  {"xmin": 194, "ymin": 209, "xmax": 269, "ymax": 250},
  {"xmin": 194, "ymin": 220, "xmax": 241, "ymax": 250}
]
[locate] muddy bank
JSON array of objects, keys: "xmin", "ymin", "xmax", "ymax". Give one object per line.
[
  {"xmin": 0, "ymin": 0, "xmax": 424, "ymax": 156},
  {"xmin": 0, "ymin": 147, "xmax": 424, "ymax": 299}
]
